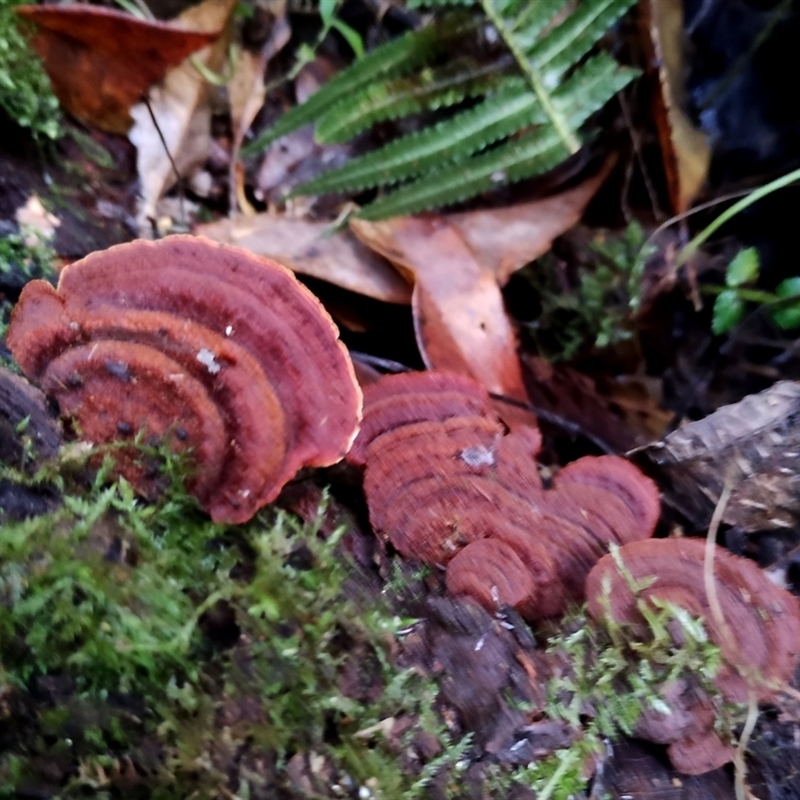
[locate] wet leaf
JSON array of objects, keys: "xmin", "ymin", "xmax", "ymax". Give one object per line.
[
  {"xmin": 349, "ymin": 168, "xmax": 610, "ymax": 413},
  {"xmin": 642, "ymin": 0, "xmax": 711, "ymax": 213},
  {"xmin": 17, "ymin": 4, "xmax": 221, "ymax": 134},
  {"xmin": 128, "ymin": 0, "xmax": 239, "ymax": 230}
]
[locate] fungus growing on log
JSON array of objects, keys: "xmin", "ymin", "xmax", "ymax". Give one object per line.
[
  {"xmin": 7, "ymin": 236, "xmax": 362, "ymax": 523},
  {"xmin": 585, "ymin": 538, "xmax": 800, "ymax": 773},
  {"xmin": 359, "ymin": 370, "xmax": 659, "ymax": 619}
]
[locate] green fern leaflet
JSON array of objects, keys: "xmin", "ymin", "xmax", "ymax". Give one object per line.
[{"xmin": 243, "ymin": 0, "xmax": 638, "ymax": 218}]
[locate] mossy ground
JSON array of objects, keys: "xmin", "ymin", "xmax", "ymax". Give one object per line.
[
  {"xmin": 0, "ymin": 440, "xmax": 752, "ymax": 800},
  {"xmin": 0, "ymin": 451, "xmax": 467, "ymax": 798}
]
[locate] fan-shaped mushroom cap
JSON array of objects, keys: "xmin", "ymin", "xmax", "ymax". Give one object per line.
[
  {"xmin": 557, "ymin": 456, "xmax": 660, "ymax": 539},
  {"xmin": 446, "ymin": 538, "xmax": 536, "ymax": 617},
  {"xmin": 586, "ymin": 538, "xmax": 800, "ymax": 774},
  {"xmin": 8, "ymin": 236, "xmax": 361, "ymax": 522},
  {"xmin": 349, "ymin": 370, "xmax": 499, "ymax": 466},
  {"xmin": 45, "ymin": 340, "xmax": 229, "ymax": 499},
  {"xmin": 358, "ymin": 371, "xmax": 659, "ymax": 620},
  {"xmin": 585, "ymin": 538, "xmax": 800, "ymax": 703}
]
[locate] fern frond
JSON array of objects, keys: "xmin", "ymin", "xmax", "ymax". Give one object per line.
[
  {"xmin": 255, "ymin": 0, "xmax": 639, "ymax": 218},
  {"xmin": 357, "ymin": 128, "xmax": 566, "ymax": 220},
  {"xmin": 528, "ymin": 0, "xmax": 637, "ymax": 80},
  {"xmin": 476, "ymin": 0, "xmax": 634, "ymax": 153},
  {"xmin": 407, "ymin": 0, "xmax": 476, "ymax": 8},
  {"xmin": 295, "ymin": 51, "xmax": 631, "ymax": 198},
  {"xmin": 509, "ymin": 0, "xmax": 568, "ymax": 48},
  {"xmin": 315, "ymin": 55, "xmax": 515, "ymax": 144},
  {"xmin": 356, "ymin": 53, "xmax": 636, "ymax": 219},
  {"xmin": 295, "ymin": 78, "xmax": 534, "ymax": 194},
  {"xmin": 240, "ymin": 16, "xmax": 474, "ymax": 157}
]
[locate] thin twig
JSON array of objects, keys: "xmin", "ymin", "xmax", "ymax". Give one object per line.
[
  {"xmin": 143, "ymin": 95, "xmax": 186, "ymax": 231},
  {"xmin": 489, "ymin": 393, "xmax": 616, "ymax": 455},
  {"xmin": 704, "ymin": 467, "xmax": 758, "ymax": 800}
]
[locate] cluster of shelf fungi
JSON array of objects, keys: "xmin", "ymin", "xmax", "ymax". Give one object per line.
[{"xmin": 5, "ymin": 236, "xmax": 800, "ymax": 776}]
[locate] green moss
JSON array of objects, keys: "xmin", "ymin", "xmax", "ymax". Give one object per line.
[
  {"xmin": 0, "ymin": 228, "xmax": 57, "ymax": 371},
  {"xmin": 507, "ymin": 549, "xmax": 746, "ymax": 800},
  {"xmin": 0, "ymin": 0, "xmax": 61, "ymax": 140},
  {"xmin": 0, "ymin": 449, "xmax": 465, "ymax": 797}
]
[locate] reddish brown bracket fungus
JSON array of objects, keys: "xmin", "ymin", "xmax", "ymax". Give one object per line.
[
  {"xmin": 7, "ymin": 236, "xmax": 361, "ymax": 523},
  {"xmin": 585, "ymin": 538, "xmax": 800, "ymax": 773},
  {"xmin": 348, "ymin": 369, "xmax": 501, "ymax": 466},
  {"xmin": 359, "ymin": 370, "xmax": 660, "ymax": 619},
  {"xmin": 446, "ymin": 539, "xmax": 536, "ymax": 619}
]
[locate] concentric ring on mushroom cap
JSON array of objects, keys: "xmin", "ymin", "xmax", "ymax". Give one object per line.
[
  {"xmin": 446, "ymin": 538, "xmax": 537, "ymax": 617},
  {"xmin": 10, "ymin": 284, "xmax": 288, "ymax": 521},
  {"xmin": 361, "ymin": 369, "xmax": 491, "ymax": 407},
  {"xmin": 79, "ymin": 309, "xmax": 287, "ymax": 520},
  {"xmin": 8, "ymin": 236, "xmax": 361, "ymax": 522},
  {"xmin": 542, "ymin": 483, "xmax": 642, "ymax": 546},
  {"xmin": 44, "ymin": 340, "xmax": 228, "ymax": 499},
  {"xmin": 558, "ymin": 455, "xmax": 660, "ymax": 537},
  {"xmin": 54, "ymin": 235, "xmax": 361, "ymax": 467},
  {"xmin": 376, "ymin": 475, "xmax": 548, "ymax": 564},
  {"xmin": 363, "ymin": 415, "xmax": 505, "ymax": 516},
  {"xmin": 585, "ymin": 538, "xmax": 800, "ymax": 703},
  {"xmin": 349, "ymin": 388, "xmax": 498, "ymax": 466}
]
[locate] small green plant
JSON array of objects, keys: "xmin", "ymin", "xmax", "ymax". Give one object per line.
[
  {"xmin": 521, "ymin": 221, "xmax": 647, "ymax": 360},
  {"xmin": 242, "ymin": 0, "xmax": 638, "ymax": 219},
  {"xmin": 708, "ymin": 246, "xmax": 800, "ymax": 334},
  {"xmin": 0, "ymin": 0, "xmax": 61, "ymax": 140}
]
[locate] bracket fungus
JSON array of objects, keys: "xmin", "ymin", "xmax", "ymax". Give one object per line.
[
  {"xmin": 585, "ymin": 538, "xmax": 800, "ymax": 774},
  {"xmin": 7, "ymin": 236, "xmax": 362, "ymax": 523},
  {"xmin": 359, "ymin": 370, "xmax": 660, "ymax": 619},
  {"xmin": 348, "ymin": 370, "xmax": 498, "ymax": 466}
]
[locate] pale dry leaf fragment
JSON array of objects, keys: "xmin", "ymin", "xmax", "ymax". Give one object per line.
[
  {"xmin": 129, "ymin": 0, "xmax": 238, "ymax": 233},
  {"xmin": 15, "ymin": 195, "xmax": 60, "ymax": 242},
  {"xmin": 447, "ymin": 163, "xmax": 613, "ymax": 285},
  {"xmin": 196, "ymin": 213, "xmax": 411, "ymax": 304},
  {"xmin": 228, "ymin": 3, "xmax": 291, "ymax": 212}
]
